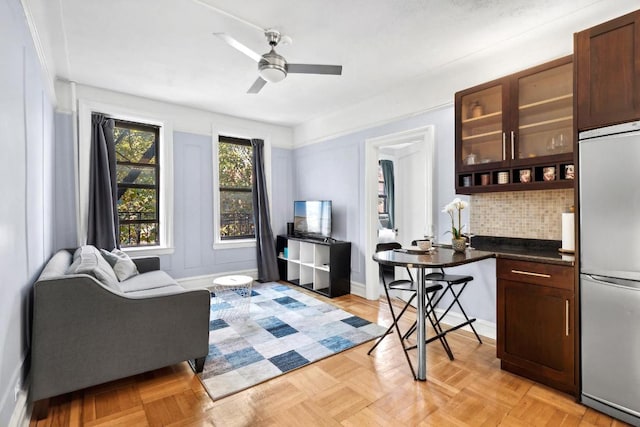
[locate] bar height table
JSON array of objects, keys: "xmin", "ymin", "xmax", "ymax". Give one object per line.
[{"xmin": 372, "ymin": 246, "xmax": 494, "ymax": 381}]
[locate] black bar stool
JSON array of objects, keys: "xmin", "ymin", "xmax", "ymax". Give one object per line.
[
  {"xmin": 405, "ymin": 268, "xmax": 481, "ymax": 359},
  {"xmin": 404, "ymin": 240, "xmax": 482, "ymax": 359},
  {"xmin": 368, "ymin": 243, "xmax": 450, "ymax": 378}
]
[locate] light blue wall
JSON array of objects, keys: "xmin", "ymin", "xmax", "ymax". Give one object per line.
[
  {"xmin": 0, "ymin": 0, "xmax": 56, "ymax": 423},
  {"xmin": 292, "ymin": 105, "xmax": 498, "ymax": 324},
  {"xmin": 293, "ymin": 106, "xmax": 457, "ymax": 284},
  {"xmin": 163, "ymin": 133, "xmax": 294, "ymax": 278},
  {"xmin": 161, "ymin": 131, "xmax": 257, "ymax": 278},
  {"xmin": 51, "ymin": 124, "xmax": 295, "ymax": 280},
  {"xmin": 53, "ymin": 112, "xmax": 78, "ymax": 249},
  {"xmin": 270, "ymin": 146, "xmax": 294, "ymax": 238}
]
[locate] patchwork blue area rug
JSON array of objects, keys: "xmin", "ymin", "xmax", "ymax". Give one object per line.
[{"xmin": 198, "ymin": 282, "xmax": 386, "ymax": 400}]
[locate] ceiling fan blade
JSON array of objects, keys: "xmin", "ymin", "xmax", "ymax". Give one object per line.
[
  {"xmin": 213, "ymin": 33, "xmax": 262, "ymax": 62},
  {"xmin": 287, "ymin": 64, "xmax": 342, "ymax": 75},
  {"xmin": 247, "ymin": 77, "xmax": 267, "ymax": 94}
]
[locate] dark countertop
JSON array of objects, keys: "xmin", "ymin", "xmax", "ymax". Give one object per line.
[
  {"xmin": 469, "ymin": 236, "xmax": 575, "ymax": 267},
  {"xmin": 373, "ymin": 246, "xmax": 495, "ymax": 268}
]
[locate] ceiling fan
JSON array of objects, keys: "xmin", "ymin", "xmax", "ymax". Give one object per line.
[{"xmin": 214, "ymin": 29, "xmax": 343, "ymax": 94}]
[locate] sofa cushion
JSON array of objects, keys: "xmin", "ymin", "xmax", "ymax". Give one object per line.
[
  {"xmin": 100, "ymin": 248, "xmax": 139, "ymax": 281},
  {"xmin": 125, "ymin": 284, "xmax": 187, "ymax": 298},
  {"xmin": 39, "ymin": 250, "xmax": 74, "ymax": 280},
  {"xmin": 118, "ymin": 270, "xmax": 178, "ymax": 293},
  {"xmin": 66, "ymin": 246, "xmax": 120, "ymax": 291}
]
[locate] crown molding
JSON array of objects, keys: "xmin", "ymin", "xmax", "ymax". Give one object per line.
[{"xmin": 19, "ymin": 0, "xmax": 57, "ymax": 105}]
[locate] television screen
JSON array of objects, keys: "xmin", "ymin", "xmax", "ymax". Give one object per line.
[{"xmin": 293, "ymin": 200, "xmax": 332, "ymax": 238}]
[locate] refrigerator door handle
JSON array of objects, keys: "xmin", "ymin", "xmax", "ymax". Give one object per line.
[{"xmin": 585, "ymin": 274, "xmax": 640, "ymax": 291}]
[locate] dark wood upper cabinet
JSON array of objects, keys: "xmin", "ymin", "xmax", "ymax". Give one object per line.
[
  {"xmin": 576, "ymin": 9, "xmax": 640, "ymax": 131},
  {"xmin": 455, "ymin": 56, "xmax": 575, "ymax": 194}
]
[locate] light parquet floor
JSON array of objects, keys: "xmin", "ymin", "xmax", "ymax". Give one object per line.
[{"xmin": 30, "ymin": 285, "xmax": 628, "ymax": 427}]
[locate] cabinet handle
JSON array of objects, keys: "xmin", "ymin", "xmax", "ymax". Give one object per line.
[
  {"xmin": 510, "ymin": 131, "xmax": 515, "ymax": 160},
  {"xmin": 502, "ymin": 132, "xmax": 506, "ymax": 160},
  {"xmin": 565, "ymin": 300, "xmax": 570, "ymax": 336},
  {"xmin": 510, "ymin": 269, "xmax": 551, "ymax": 278}
]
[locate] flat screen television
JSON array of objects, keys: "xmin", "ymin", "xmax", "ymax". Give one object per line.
[{"xmin": 293, "ymin": 200, "xmax": 332, "ymax": 239}]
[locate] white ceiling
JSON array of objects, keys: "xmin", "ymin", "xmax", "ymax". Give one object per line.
[{"xmin": 24, "ymin": 0, "xmax": 640, "ymax": 131}]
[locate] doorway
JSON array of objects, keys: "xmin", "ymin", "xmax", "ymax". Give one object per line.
[{"xmin": 364, "ymin": 126, "xmax": 435, "ymax": 300}]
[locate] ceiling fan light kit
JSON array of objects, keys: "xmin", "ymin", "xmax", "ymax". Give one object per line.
[
  {"xmin": 212, "ymin": 28, "xmax": 343, "ymax": 93},
  {"xmin": 258, "ymin": 50, "xmax": 287, "ymax": 82}
]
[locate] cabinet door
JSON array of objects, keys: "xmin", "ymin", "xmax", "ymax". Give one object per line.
[
  {"xmin": 576, "ymin": 10, "xmax": 640, "ymax": 130},
  {"xmin": 456, "ymin": 80, "xmax": 510, "ymax": 172},
  {"xmin": 513, "ymin": 57, "xmax": 573, "ymax": 165},
  {"xmin": 497, "ymin": 279, "xmax": 575, "ymax": 388}
]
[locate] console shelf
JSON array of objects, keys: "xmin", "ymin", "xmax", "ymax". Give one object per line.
[{"xmin": 276, "ymin": 235, "xmax": 351, "ymax": 298}]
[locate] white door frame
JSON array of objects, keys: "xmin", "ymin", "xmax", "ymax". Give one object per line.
[{"xmin": 363, "ymin": 126, "xmax": 435, "ymax": 300}]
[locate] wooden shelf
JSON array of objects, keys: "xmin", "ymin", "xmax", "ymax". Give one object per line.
[
  {"xmin": 519, "ymin": 116, "xmax": 572, "ymax": 132},
  {"xmin": 519, "ymin": 94, "xmax": 572, "ymax": 111},
  {"xmin": 462, "ymin": 129, "xmax": 502, "ymax": 142},
  {"xmin": 461, "ymin": 111, "xmax": 502, "ymax": 124}
]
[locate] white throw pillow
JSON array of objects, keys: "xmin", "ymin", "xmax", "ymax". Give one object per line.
[
  {"xmin": 66, "ymin": 245, "xmax": 120, "ymax": 289},
  {"xmin": 100, "ymin": 248, "xmax": 139, "ymax": 282}
]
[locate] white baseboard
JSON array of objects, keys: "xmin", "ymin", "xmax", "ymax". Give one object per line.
[
  {"xmin": 349, "ymin": 280, "xmax": 366, "ymax": 298},
  {"xmin": 434, "ymin": 308, "xmax": 496, "ymax": 340},
  {"xmin": 176, "ymin": 269, "xmax": 258, "ymax": 290},
  {"xmin": 8, "ymin": 376, "xmax": 29, "ymax": 427}
]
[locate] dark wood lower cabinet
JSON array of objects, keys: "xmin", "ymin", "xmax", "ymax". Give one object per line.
[{"xmin": 497, "ymin": 258, "xmax": 577, "ymax": 396}]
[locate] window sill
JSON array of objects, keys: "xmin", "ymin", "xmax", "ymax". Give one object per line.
[
  {"xmin": 213, "ymin": 239, "xmax": 256, "ymax": 250},
  {"xmin": 122, "ymin": 246, "xmax": 175, "ymax": 256}
]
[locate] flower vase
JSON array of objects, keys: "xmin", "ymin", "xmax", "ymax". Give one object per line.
[{"xmin": 451, "ymin": 237, "xmax": 466, "ymax": 253}]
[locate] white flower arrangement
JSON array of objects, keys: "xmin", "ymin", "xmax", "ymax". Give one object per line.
[{"xmin": 442, "ymin": 198, "xmax": 468, "ymax": 239}]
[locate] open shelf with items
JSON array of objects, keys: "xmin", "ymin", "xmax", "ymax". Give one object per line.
[
  {"xmin": 457, "ymin": 161, "xmax": 575, "ymax": 194},
  {"xmin": 276, "ymin": 235, "xmax": 351, "ymax": 298},
  {"xmin": 455, "ymin": 55, "xmax": 575, "ymax": 194}
]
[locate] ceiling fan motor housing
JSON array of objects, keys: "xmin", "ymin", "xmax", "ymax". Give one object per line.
[{"xmin": 264, "ymin": 29, "xmax": 281, "ymax": 46}]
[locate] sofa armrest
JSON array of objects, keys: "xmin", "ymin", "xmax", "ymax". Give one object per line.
[
  {"xmin": 131, "ymin": 256, "xmax": 160, "ymax": 273},
  {"xmin": 30, "ymin": 274, "xmax": 210, "ymax": 402}
]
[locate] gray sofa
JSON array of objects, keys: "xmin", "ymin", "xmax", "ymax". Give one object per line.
[{"xmin": 30, "ymin": 247, "xmax": 211, "ymax": 406}]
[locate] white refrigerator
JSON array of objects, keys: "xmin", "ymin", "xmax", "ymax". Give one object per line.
[{"xmin": 579, "ymin": 121, "xmax": 640, "ymax": 426}]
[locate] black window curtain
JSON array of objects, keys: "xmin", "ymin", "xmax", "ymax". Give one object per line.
[
  {"xmin": 87, "ymin": 113, "xmax": 119, "ymax": 250},
  {"xmin": 380, "ymin": 159, "xmax": 395, "ymax": 230},
  {"xmin": 251, "ymin": 139, "xmax": 279, "ymax": 282}
]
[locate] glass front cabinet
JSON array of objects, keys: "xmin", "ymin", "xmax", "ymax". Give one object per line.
[{"xmin": 455, "ymin": 56, "xmax": 575, "ymax": 194}]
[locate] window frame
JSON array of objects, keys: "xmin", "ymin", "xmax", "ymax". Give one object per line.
[
  {"xmin": 113, "ymin": 119, "xmax": 161, "ymax": 248},
  {"xmin": 78, "ymin": 99, "xmax": 174, "ymax": 256},
  {"xmin": 212, "ymin": 127, "xmax": 272, "ymax": 250},
  {"xmin": 217, "ymin": 135, "xmax": 255, "ymax": 242}
]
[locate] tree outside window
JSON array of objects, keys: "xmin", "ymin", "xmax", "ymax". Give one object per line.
[
  {"xmin": 113, "ymin": 120, "xmax": 160, "ymax": 247},
  {"xmin": 218, "ymin": 136, "xmax": 255, "ymax": 240}
]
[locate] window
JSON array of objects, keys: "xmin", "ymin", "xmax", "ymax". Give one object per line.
[
  {"xmin": 113, "ymin": 119, "xmax": 160, "ymax": 247},
  {"xmin": 217, "ymin": 136, "xmax": 254, "ymax": 240},
  {"xmin": 378, "ymin": 163, "xmax": 388, "ymax": 214}
]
